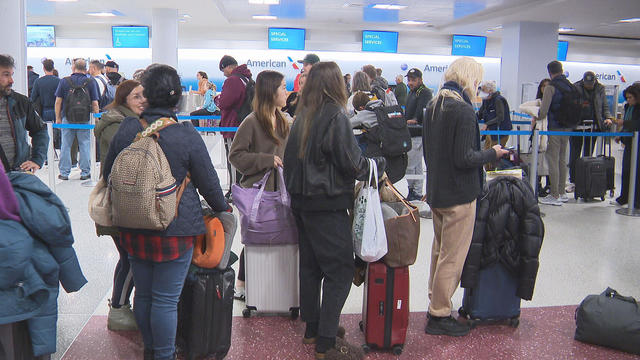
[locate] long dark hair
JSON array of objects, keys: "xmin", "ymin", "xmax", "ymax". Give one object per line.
[
  {"xmin": 105, "ymin": 80, "xmax": 140, "ymax": 110},
  {"xmin": 253, "ymin": 70, "xmax": 289, "ymax": 146},
  {"xmin": 296, "ymin": 61, "xmax": 347, "ymax": 158},
  {"xmin": 536, "ymin": 79, "xmax": 551, "ymax": 99}
]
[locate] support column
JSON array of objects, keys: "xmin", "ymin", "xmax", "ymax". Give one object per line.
[
  {"xmin": 152, "ymin": 8, "xmax": 178, "ymax": 68},
  {"xmin": 500, "ymin": 21, "xmax": 558, "ymax": 108},
  {"xmin": 0, "ymin": 0, "xmax": 27, "ymax": 95}
]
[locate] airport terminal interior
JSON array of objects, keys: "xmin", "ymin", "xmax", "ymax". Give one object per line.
[{"xmin": 1, "ymin": 0, "xmax": 640, "ymax": 359}]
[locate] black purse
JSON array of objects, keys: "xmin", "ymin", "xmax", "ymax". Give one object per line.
[{"xmin": 575, "ymin": 287, "xmax": 640, "ymax": 355}]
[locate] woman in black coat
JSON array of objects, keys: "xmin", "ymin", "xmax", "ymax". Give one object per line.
[{"xmin": 614, "ymin": 84, "xmax": 640, "ymax": 208}]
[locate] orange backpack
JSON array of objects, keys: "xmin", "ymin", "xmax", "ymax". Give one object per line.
[{"xmin": 192, "ymin": 216, "xmax": 226, "ymax": 268}]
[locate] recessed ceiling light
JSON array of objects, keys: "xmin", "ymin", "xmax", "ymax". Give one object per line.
[
  {"xmin": 486, "ymin": 29, "xmax": 494, "ymax": 33},
  {"xmin": 618, "ymin": 18, "xmax": 640, "ymax": 23},
  {"xmin": 488, "ymin": 25, "xmax": 502, "ymax": 31},
  {"xmin": 400, "ymin": 20, "xmax": 427, "ymax": 25},
  {"xmin": 47, "ymin": 0, "xmax": 78, "ymax": 2},
  {"xmin": 182, "ymin": 14, "xmax": 192, "ymax": 18},
  {"xmin": 559, "ymin": 27, "xmax": 575, "ymax": 32},
  {"xmin": 87, "ymin": 12, "xmax": 117, "ymax": 17},
  {"xmin": 179, "ymin": 19, "xmax": 187, "ymax": 23},
  {"xmin": 373, "ymin": 4, "xmax": 408, "ymax": 10},
  {"xmin": 252, "ymin": 15, "xmax": 277, "ymax": 20},
  {"xmin": 249, "ymin": 0, "xmax": 280, "ymax": 4},
  {"xmin": 343, "ymin": 3, "xmax": 364, "ymax": 8}
]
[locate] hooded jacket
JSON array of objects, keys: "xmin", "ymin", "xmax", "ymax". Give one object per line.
[
  {"xmin": 217, "ymin": 64, "xmax": 253, "ymax": 139},
  {"xmin": 461, "ymin": 177, "xmax": 544, "ymax": 300},
  {"xmin": 95, "ymin": 105, "xmax": 138, "ymax": 166},
  {"xmin": 349, "ymin": 99, "xmax": 383, "ymax": 129},
  {"xmin": 574, "ymin": 80, "xmax": 611, "ymax": 131}
]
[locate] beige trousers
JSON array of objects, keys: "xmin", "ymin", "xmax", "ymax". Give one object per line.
[{"xmin": 428, "ymin": 200, "xmax": 476, "ymax": 317}]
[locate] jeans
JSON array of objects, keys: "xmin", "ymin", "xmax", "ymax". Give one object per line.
[
  {"xmin": 407, "ymin": 137, "xmax": 424, "ymax": 195},
  {"xmin": 129, "ymin": 248, "xmax": 193, "ymax": 360},
  {"xmin": 59, "ymin": 117, "xmax": 91, "ymax": 177},
  {"xmin": 545, "ymin": 130, "xmax": 570, "ymax": 198}
]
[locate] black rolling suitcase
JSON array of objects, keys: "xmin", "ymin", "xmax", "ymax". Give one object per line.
[
  {"xmin": 177, "ymin": 265, "xmax": 235, "ymax": 360},
  {"xmin": 574, "ymin": 122, "xmax": 612, "ymax": 201}
]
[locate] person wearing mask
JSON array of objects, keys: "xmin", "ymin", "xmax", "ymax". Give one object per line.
[
  {"xmin": 229, "ymin": 70, "xmax": 291, "ymax": 302},
  {"xmin": 567, "ymin": 71, "xmax": 614, "ymax": 192},
  {"xmin": 30, "ymin": 58, "xmax": 60, "ymax": 123},
  {"xmin": 284, "ymin": 61, "xmax": 385, "ymax": 360},
  {"xmin": 190, "ymin": 71, "xmax": 209, "ymax": 95},
  {"xmin": 394, "ymin": 75, "xmax": 408, "ymax": 107},
  {"xmin": 477, "ymin": 80, "xmax": 513, "ymax": 170},
  {"xmin": 105, "ymin": 60, "xmax": 123, "ymax": 86},
  {"xmin": 537, "ymin": 61, "xmax": 574, "ymax": 206},
  {"xmin": 294, "ymin": 54, "xmax": 320, "ymax": 92},
  {"xmin": 423, "ymin": 57, "xmax": 509, "ymax": 337},
  {"xmin": 27, "ymin": 65, "xmax": 39, "ymax": 97},
  {"xmin": 101, "ymin": 64, "xmax": 231, "ymax": 360},
  {"xmin": 346, "ymin": 71, "xmax": 373, "ymax": 117},
  {"xmin": 0, "ymin": 54, "xmax": 48, "ymax": 173},
  {"xmin": 94, "ymin": 80, "xmax": 147, "ymax": 332},
  {"xmin": 405, "ymin": 68, "xmax": 432, "ymax": 201},
  {"xmin": 189, "ymin": 81, "xmax": 218, "ymax": 127},
  {"xmin": 612, "ymin": 84, "xmax": 640, "ymax": 208}
]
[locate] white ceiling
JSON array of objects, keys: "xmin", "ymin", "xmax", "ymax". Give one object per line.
[{"xmin": 27, "ymin": 0, "xmax": 640, "ymax": 39}]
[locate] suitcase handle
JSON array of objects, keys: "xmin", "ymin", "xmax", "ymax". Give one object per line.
[{"xmin": 379, "ymin": 301, "xmax": 384, "ymax": 316}]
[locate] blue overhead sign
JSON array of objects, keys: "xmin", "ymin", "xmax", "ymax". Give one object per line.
[
  {"xmin": 27, "ymin": 25, "xmax": 55, "ymax": 47},
  {"xmin": 451, "ymin": 35, "xmax": 486, "ymax": 57},
  {"xmin": 362, "ymin": 31, "xmax": 398, "ymax": 53},
  {"xmin": 112, "ymin": 26, "xmax": 149, "ymax": 48},
  {"xmin": 558, "ymin": 41, "xmax": 569, "ymax": 61},
  {"xmin": 268, "ymin": 28, "xmax": 305, "ymax": 50}
]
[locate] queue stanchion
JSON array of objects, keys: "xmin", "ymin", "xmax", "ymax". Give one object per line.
[
  {"xmin": 47, "ymin": 122, "xmax": 57, "ymax": 194},
  {"xmin": 529, "ymin": 129, "xmax": 540, "ymax": 192},
  {"xmin": 81, "ymin": 113, "xmax": 98, "ymax": 188},
  {"xmin": 616, "ymin": 131, "xmax": 640, "ymax": 217}
]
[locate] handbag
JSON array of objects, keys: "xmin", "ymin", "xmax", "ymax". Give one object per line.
[
  {"xmin": 380, "ymin": 179, "xmax": 420, "ymax": 268},
  {"xmin": 575, "ymin": 287, "xmax": 640, "ymax": 355},
  {"xmin": 232, "ymin": 167, "xmax": 297, "ymax": 245},
  {"xmin": 352, "ymin": 158, "xmax": 388, "ymax": 263},
  {"xmin": 88, "ymin": 177, "xmax": 112, "ymax": 227}
]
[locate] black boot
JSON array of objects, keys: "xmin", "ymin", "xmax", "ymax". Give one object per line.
[{"xmin": 425, "ymin": 314, "xmax": 471, "ymax": 337}]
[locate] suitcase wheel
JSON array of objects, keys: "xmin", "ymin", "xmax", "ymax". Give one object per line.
[
  {"xmin": 242, "ymin": 308, "xmax": 252, "ymax": 318},
  {"xmin": 509, "ymin": 317, "xmax": 520, "ymax": 328},
  {"xmin": 359, "ymin": 320, "xmax": 364, "ymax": 332},
  {"xmin": 392, "ymin": 345, "xmax": 403, "ymax": 355},
  {"xmin": 361, "ymin": 344, "xmax": 371, "ymax": 354},
  {"xmin": 290, "ymin": 308, "xmax": 299, "ymax": 320}
]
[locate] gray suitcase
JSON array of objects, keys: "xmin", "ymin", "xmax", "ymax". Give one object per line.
[{"xmin": 242, "ymin": 244, "xmax": 300, "ymax": 318}]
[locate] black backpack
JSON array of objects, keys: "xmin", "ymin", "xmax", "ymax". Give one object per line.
[
  {"xmin": 366, "ymin": 104, "xmax": 412, "ymax": 157},
  {"xmin": 233, "ymin": 74, "xmax": 255, "ymax": 124},
  {"xmin": 552, "ymin": 78, "xmax": 582, "ymax": 128},
  {"xmin": 64, "ymin": 77, "xmax": 92, "ymax": 123}
]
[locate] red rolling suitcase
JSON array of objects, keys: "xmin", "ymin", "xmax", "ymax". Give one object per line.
[{"xmin": 360, "ymin": 261, "xmax": 409, "ymax": 355}]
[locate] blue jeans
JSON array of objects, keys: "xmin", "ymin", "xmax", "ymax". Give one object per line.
[
  {"xmin": 59, "ymin": 118, "xmax": 91, "ymax": 177},
  {"xmin": 129, "ymin": 248, "xmax": 193, "ymax": 360}
]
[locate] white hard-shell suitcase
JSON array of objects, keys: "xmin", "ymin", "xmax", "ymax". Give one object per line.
[{"xmin": 242, "ymin": 244, "xmax": 300, "ymax": 318}]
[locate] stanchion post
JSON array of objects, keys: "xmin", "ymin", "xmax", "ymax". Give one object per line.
[
  {"xmin": 616, "ymin": 131, "xmax": 640, "ymax": 217},
  {"xmin": 81, "ymin": 113, "xmax": 98, "ymax": 187},
  {"xmin": 529, "ymin": 129, "xmax": 539, "ymax": 191},
  {"xmin": 47, "ymin": 122, "xmax": 56, "ymax": 194}
]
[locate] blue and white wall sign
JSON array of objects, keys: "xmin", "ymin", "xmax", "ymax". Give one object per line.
[
  {"xmin": 268, "ymin": 28, "xmax": 305, "ymax": 50},
  {"xmin": 112, "ymin": 26, "xmax": 149, "ymax": 48},
  {"xmin": 362, "ymin": 31, "xmax": 398, "ymax": 53},
  {"xmin": 27, "ymin": 25, "xmax": 55, "ymax": 47},
  {"xmin": 451, "ymin": 35, "xmax": 486, "ymax": 57},
  {"xmin": 558, "ymin": 41, "xmax": 569, "ymax": 61}
]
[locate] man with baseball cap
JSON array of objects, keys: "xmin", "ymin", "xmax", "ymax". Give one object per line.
[
  {"xmin": 294, "ymin": 54, "xmax": 319, "ymax": 92},
  {"xmin": 567, "ymin": 71, "xmax": 614, "ymax": 191},
  {"xmin": 105, "ymin": 60, "xmax": 122, "ymax": 86},
  {"xmin": 404, "ymin": 68, "xmax": 432, "ymax": 201}
]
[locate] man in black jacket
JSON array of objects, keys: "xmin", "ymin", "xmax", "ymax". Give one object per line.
[{"xmin": 405, "ymin": 68, "xmax": 432, "ymax": 200}]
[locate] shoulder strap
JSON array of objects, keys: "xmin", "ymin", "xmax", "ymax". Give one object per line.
[
  {"xmin": 97, "ymin": 76, "xmax": 108, "ymax": 95},
  {"xmin": 135, "ymin": 117, "xmax": 177, "ymax": 142}
]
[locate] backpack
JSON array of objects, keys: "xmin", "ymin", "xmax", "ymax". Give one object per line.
[
  {"xmin": 365, "ymin": 104, "xmax": 412, "ymax": 157},
  {"xmin": 233, "ymin": 74, "xmax": 255, "ymax": 124},
  {"xmin": 64, "ymin": 77, "xmax": 93, "ymax": 123},
  {"xmin": 552, "ymin": 78, "xmax": 582, "ymax": 128},
  {"xmin": 109, "ymin": 118, "xmax": 190, "ymax": 231},
  {"xmin": 371, "ymin": 85, "xmax": 398, "ymax": 107},
  {"xmin": 96, "ymin": 76, "xmax": 116, "ymax": 111}
]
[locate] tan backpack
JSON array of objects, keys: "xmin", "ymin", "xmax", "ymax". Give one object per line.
[{"xmin": 109, "ymin": 118, "xmax": 189, "ymax": 231}]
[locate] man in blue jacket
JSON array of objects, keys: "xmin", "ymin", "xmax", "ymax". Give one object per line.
[{"xmin": 0, "ymin": 54, "xmax": 49, "ymax": 172}]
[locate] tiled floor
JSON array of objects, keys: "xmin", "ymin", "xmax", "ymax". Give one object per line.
[{"xmin": 27, "ymin": 136, "xmax": 640, "ymax": 359}]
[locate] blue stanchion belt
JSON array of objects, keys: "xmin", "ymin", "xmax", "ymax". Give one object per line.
[
  {"xmin": 511, "ymin": 111, "xmax": 533, "ymax": 119},
  {"xmin": 53, "ymin": 124, "xmax": 95, "ymax": 129},
  {"xmin": 480, "ymin": 129, "xmax": 633, "ymax": 137},
  {"xmin": 177, "ymin": 115, "xmax": 222, "ymax": 120}
]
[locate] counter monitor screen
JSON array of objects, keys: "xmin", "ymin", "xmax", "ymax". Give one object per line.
[
  {"xmin": 27, "ymin": 25, "xmax": 55, "ymax": 47},
  {"xmin": 362, "ymin": 31, "xmax": 398, "ymax": 53},
  {"xmin": 112, "ymin": 26, "xmax": 149, "ymax": 48},
  {"xmin": 268, "ymin": 28, "xmax": 306, "ymax": 50},
  {"xmin": 451, "ymin": 35, "xmax": 486, "ymax": 57}
]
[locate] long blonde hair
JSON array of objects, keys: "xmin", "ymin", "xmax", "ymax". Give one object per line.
[{"xmin": 436, "ymin": 57, "xmax": 484, "ymax": 102}]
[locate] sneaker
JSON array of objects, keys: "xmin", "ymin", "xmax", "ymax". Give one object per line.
[
  {"xmin": 234, "ymin": 286, "xmax": 245, "ymax": 301},
  {"xmin": 565, "ymin": 183, "xmax": 575, "ymax": 193},
  {"xmin": 539, "ymin": 195, "xmax": 562, "ymax": 206},
  {"xmin": 80, "ymin": 174, "xmax": 91, "ymax": 180},
  {"xmin": 58, "ymin": 174, "xmax": 69, "ymax": 180},
  {"xmin": 425, "ymin": 315, "xmax": 470, "ymax": 337},
  {"xmin": 558, "ymin": 194, "xmax": 569, "ymax": 203},
  {"xmin": 107, "ymin": 303, "xmax": 138, "ymax": 331},
  {"xmin": 303, "ymin": 326, "xmax": 345, "ymax": 345},
  {"xmin": 315, "ymin": 337, "xmax": 364, "ymax": 360}
]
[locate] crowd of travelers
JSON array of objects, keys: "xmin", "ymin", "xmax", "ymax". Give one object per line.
[{"xmin": 1, "ymin": 49, "xmax": 639, "ymax": 360}]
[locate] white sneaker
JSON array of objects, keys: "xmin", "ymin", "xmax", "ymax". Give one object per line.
[
  {"xmin": 565, "ymin": 183, "xmax": 575, "ymax": 193},
  {"xmin": 558, "ymin": 194, "xmax": 569, "ymax": 203},
  {"xmin": 539, "ymin": 195, "xmax": 562, "ymax": 206}
]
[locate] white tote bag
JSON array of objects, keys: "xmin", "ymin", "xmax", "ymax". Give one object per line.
[{"xmin": 352, "ymin": 158, "xmax": 388, "ymax": 262}]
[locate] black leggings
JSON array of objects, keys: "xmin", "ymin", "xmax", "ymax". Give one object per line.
[{"xmin": 189, "ymin": 108, "xmax": 216, "ymax": 127}]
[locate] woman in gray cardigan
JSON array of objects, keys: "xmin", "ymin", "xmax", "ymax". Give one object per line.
[{"xmin": 228, "ymin": 70, "xmax": 290, "ymax": 300}]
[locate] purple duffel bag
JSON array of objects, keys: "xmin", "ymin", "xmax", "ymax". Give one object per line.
[{"xmin": 232, "ymin": 167, "xmax": 298, "ymax": 245}]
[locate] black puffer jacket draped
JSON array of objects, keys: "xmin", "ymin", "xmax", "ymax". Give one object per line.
[{"xmin": 461, "ymin": 177, "xmax": 544, "ymax": 300}]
